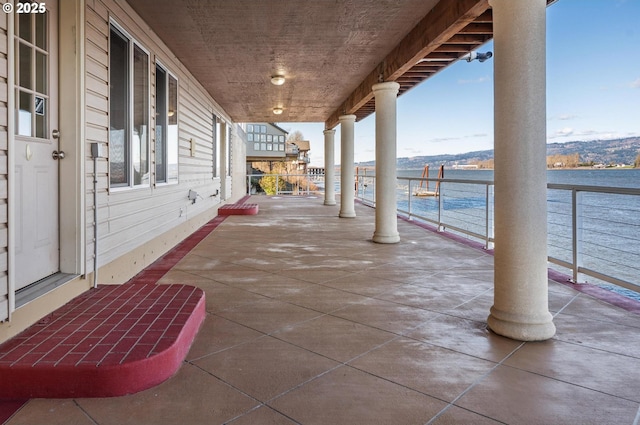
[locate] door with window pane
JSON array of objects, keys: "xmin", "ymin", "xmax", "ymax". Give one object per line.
[{"xmin": 14, "ymin": 0, "xmax": 60, "ymax": 289}]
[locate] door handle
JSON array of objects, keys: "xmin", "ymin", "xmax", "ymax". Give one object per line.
[{"xmin": 52, "ymin": 150, "xmax": 65, "ymax": 160}]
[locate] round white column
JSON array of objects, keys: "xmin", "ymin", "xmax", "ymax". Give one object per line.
[
  {"xmin": 339, "ymin": 115, "xmax": 356, "ymax": 218},
  {"xmin": 323, "ymin": 129, "xmax": 336, "ymax": 206},
  {"xmin": 488, "ymin": 0, "xmax": 555, "ymax": 341},
  {"xmin": 371, "ymin": 82, "xmax": 400, "ymax": 244}
]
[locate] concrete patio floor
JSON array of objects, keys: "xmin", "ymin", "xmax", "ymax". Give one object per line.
[{"xmin": 6, "ymin": 196, "xmax": 640, "ymax": 425}]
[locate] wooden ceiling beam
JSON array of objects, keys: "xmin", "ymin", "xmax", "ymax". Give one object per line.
[
  {"xmin": 474, "ymin": 10, "xmax": 493, "ymax": 23},
  {"xmin": 325, "ymin": 0, "xmax": 489, "ymax": 129},
  {"xmin": 445, "ymin": 34, "xmax": 491, "ymax": 44},
  {"xmin": 435, "ymin": 44, "xmax": 476, "ymax": 53},
  {"xmin": 459, "ymin": 23, "xmax": 493, "ymax": 34},
  {"xmin": 402, "ymin": 72, "xmax": 434, "ymax": 78},
  {"xmin": 397, "ymin": 78, "xmax": 428, "ymax": 84}
]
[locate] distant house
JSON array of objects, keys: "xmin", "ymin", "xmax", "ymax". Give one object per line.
[
  {"xmin": 245, "ymin": 123, "xmax": 311, "ymax": 173},
  {"xmin": 245, "ymin": 123, "xmax": 289, "ymax": 162}
]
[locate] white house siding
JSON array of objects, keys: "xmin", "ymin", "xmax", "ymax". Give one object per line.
[
  {"xmin": 0, "ymin": 12, "xmax": 7, "ymax": 321},
  {"xmin": 85, "ymin": 0, "xmax": 240, "ymax": 276}
]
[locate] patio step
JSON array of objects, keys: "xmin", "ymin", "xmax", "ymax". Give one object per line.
[
  {"xmin": 0, "ymin": 283, "xmax": 205, "ymax": 398},
  {"xmin": 218, "ymin": 203, "xmax": 259, "ymax": 215}
]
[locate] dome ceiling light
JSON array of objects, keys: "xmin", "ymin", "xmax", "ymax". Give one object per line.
[
  {"xmin": 270, "ymin": 74, "xmax": 286, "ymax": 86},
  {"xmin": 273, "ymin": 107, "xmax": 283, "ymax": 115}
]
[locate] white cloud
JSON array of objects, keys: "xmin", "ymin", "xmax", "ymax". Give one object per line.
[
  {"xmin": 429, "ymin": 136, "xmax": 460, "ymax": 143},
  {"xmin": 549, "ymin": 127, "xmax": 574, "ymax": 139},
  {"xmin": 457, "ymin": 76, "xmax": 489, "ymax": 85},
  {"xmin": 630, "ymin": 78, "xmax": 640, "ymax": 88},
  {"xmin": 549, "ymin": 114, "xmax": 577, "ymax": 122},
  {"xmin": 547, "ymin": 128, "xmax": 639, "ymax": 142}
]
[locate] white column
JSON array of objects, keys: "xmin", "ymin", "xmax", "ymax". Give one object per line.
[
  {"xmin": 339, "ymin": 115, "xmax": 356, "ymax": 218},
  {"xmin": 372, "ymin": 82, "xmax": 400, "ymax": 244},
  {"xmin": 323, "ymin": 129, "xmax": 336, "ymax": 206},
  {"xmin": 487, "ymin": 0, "xmax": 555, "ymax": 341}
]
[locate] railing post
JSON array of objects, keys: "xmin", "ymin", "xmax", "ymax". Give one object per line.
[
  {"xmin": 407, "ymin": 179, "xmax": 412, "ymax": 219},
  {"xmin": 572, "ymin": 189, "xmax": 583, "ymax": 283},
  {"xmin": 276, "ymin": 174, "xmax": 279, "ymax": 196},
  {"xmin": 485, "ymin": 184, "xmax": 490, "ymax": 249},
  {"xmin": 437, "ymin": 182, "xmax": 443, "ymax": 232},
  {"xmin": 372, "ymin": 176, "xmax": 376, "ymax": 205}
]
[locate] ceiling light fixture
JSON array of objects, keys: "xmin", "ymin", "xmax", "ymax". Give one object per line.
[
  {"xmin": 273, "ymin": 107, "xmax": 283, "ymax": 115},
  {"xmin": 271, "ymin": 74, "xmax": 286, "ymax": 86}
]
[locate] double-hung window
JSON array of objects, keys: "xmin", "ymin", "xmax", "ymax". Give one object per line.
[
  {"xmin": 155, "ymin": 63, "xmax": 178, "ymax": 184},
  {"xmin": 109, "ymin": 22, "xmax": 149, "ymax": 188}
]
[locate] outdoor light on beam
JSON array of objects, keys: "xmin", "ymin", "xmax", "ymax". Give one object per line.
[
  {"xmin": 273, "ymin": 107, "xmax": 283, "ymax": 115},
  {"xmin": 461, "ymin": 51, "xmax": 493, "ymax": 62}
]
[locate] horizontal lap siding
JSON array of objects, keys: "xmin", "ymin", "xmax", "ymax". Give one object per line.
[
  {"xmin": 86, "ymin": 0, "xmax": 231, "ymax": 270},
  {"xmin": 0, "ymin": 13, "xmax": 7, "ymax": 321}
]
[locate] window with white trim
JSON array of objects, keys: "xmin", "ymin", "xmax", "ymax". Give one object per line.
[
  {"xmin": 213, "ymin": 114, "xmax": 220, "ymax": 178},
  {"xmin": 155, "ymin": 63, "xmax": 178, "ymax": 184},
  {"xmin": 109, "ymin": 23, "xmax": 149, "ymax": 188}
]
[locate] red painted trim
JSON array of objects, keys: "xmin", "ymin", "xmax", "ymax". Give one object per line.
[
  {"xmin": 0, "ymin": 286, "xmax": 205, "ymax": 398},
  {"xmin": 218, "ymin": 203, "xmax": 259, "ymax": 216},
  {"xmin": 0, "ymin": 399, "xmax": 28, "ymax": 424}
]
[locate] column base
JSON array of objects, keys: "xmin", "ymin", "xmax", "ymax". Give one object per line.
[
  {"xmin": 339, "ymin": 211, "xmax": 356, "ymax": 218},
  {"xmin": 372, "ymin": 232, "xmax": 400, "ymax": 244},
  {"xmin": 487, "ymin": 306, "xmax": 556, "ymax": 341},
  {"xmin": 324, "ymin": 200, "xmax": 336, "ymax": 206}
]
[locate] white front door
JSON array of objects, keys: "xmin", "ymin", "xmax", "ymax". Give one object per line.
[{"xmin": 14, "ymin": 0, "xmax": 59, "ymax": 290}]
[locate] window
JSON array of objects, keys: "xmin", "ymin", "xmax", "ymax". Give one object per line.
[
  {"xmin": 247, "ymin": 124, "xmax": 253, "ymax": 133},
  {"xmin": 155, "ymin": 63, "xmax": 178, "ymax": 184},
  {"xmin": 109, "ymin": 23, "xmax": 149, "ymax": 188},
  {"xmin": 254, "ymin": 142, "xmax": 260, "ymax": 151},
  {"xmin": 213, "ymin": 115, "xmax": 220, "ymax": 178},
  {"xmin": 16, "ymin": 9, "xmax": 49, "ymax": 138},
  {"xmin": 247, "ymin": 133, "xmax": 253, "ymax": 142}
]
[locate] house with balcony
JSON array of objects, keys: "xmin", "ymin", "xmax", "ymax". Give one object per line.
[
  {"xmin": 0, "ymin": 1, "xmax": 639, "ymax": 423},
  {"xmin": 286, "ymin": 140, "xmax": 311, "ymax": 174}
]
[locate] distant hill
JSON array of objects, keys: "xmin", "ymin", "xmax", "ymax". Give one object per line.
[{"xmin": 356, "ymin": 137, "xmax": 640, "ymax": 169}]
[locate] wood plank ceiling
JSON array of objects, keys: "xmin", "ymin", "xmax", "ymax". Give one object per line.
[{"xmin": 126, "ymin": 0, "xmax": 494, "ymax": 129}]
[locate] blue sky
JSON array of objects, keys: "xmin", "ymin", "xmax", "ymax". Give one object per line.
[{"xmin": 279, "ymin": 0, "xmax": 640, "ymax": 166}]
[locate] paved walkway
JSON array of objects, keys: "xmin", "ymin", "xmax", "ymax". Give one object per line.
[{"xmin": 6, "ymin": 196, "xmax": 640, "ymax": 424}]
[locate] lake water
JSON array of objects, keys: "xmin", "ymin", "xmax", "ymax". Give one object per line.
[{"xmin": 381, "ymin": 168, "xmax": 640, "ymax": 299}]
